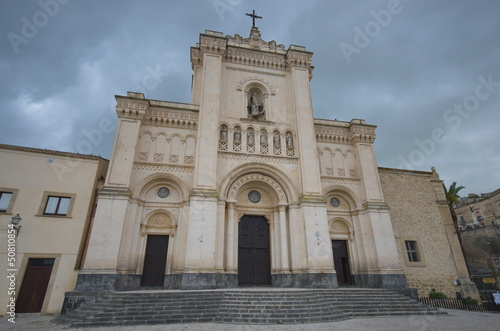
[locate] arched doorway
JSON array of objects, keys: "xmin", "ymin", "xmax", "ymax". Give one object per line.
[{"xmin": 325, "ymin": 189, "xmax": 358, "ymax": 287}]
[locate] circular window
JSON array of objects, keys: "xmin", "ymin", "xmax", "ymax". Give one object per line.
[
  {"xmin": 330, "ymin": 197, "xmax": 340, "ymax": 207},
  {"xmin": 157, "ymin": 187, "xmax": 170, "ymax": 199},
  {"xmin": 248, "ymin": 190, "xmax": 261, "ymax": 203}
]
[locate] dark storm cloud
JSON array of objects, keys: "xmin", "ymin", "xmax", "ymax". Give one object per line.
[{"xmin": 0, "ymin": 0, "xmax": 498, "ymax": 194}]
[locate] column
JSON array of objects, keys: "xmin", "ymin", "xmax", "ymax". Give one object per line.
[
  {"xmin": 279, "ymin": 205, "xmax": 290, "ymax": 271},
  {"xmin": 226, "ymin": 203, "xmax": 236, "ymax": 272},
  {"xmin": 273, "ymin": 209, "xmax": 282, "ymax": 271}
]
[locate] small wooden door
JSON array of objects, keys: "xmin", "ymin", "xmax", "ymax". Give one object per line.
[
  {"xmin": 141, "ymin": 235, "xmax": 169, "ymax": 287},
  {"xmin": 332, "ymin": 240, "xmax": 352, "ymax": 285},
  {"xmin": 16, "ymin": 258, "xmax": 55, "ymax": 313},
  {"xmin": 238, "ymin": 215, "xmax": 271, "ymax": 286}
]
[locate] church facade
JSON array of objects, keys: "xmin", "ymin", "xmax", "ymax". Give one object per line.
[{"xmin": 74, "ymin": 27, "xmax": 471, "ymax": 298}]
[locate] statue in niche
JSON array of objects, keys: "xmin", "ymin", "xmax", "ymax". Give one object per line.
[
  {"xmin": 273, "ymin": 131, "xmax": 280, "ymax": 146},
  {"xmin": 220, "ymin": 126, "xmax": 227, "ymax": 141},
  {"xmin": 286, "ymin": 132, "xmax": 293, "ymax": 148},
  {"xmin": 248, "ymin": 92, "xmax": 265, "ymax": 118},
  {"xmin": 234, "ymin": 127, "xmax": 241, "ymax": 143},
  {"xmin": 260, "ymin": 130, "xmax": 267, "ymax": 145},
  {"xmin": 247, "ymin": 129, "xmax": 254, "ymax": 145}
]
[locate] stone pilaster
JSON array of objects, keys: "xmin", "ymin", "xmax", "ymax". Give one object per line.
[{"xmin": 183, "ymin": 32, "xmax": 227, "ymax": 289}]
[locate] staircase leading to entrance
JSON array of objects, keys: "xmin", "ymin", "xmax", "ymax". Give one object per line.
[{"xmin": 57, "ymin": 288, "xmax": 444, "ymax": 327}]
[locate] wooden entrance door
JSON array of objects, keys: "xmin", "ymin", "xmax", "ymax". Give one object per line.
[
  {"xmin": 238, "ymin": 215, "xmax": 271, "ymax": 286},
  {"xmin": 16, "ymin": 258, "xmax": 55, "ymax": 313},
  {"xmin": 332, "ymin": 240, "xmax": 352, "ymax": 285},
  {"xmin": 141, "ymin": 235, "xmax": 169, "ymax": 287}
]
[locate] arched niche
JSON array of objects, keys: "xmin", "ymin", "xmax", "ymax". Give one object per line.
[
  {"xmin": 132, "ymin": 173, "xmax": 189, "ymax": 203},
  {"xmin": 329, "ymin": 218, "xmax": 352, "ymax": 236},
  {"xmin": 227, "ymin": 172, "xmax": 288, "ymax": 205},
  {"xmin": 240, "ymin": 81, "xmax": 270, "ymax": 120},
  {"xmin": 141, "ymin": 210, "xmax": 177, "ymax": 236},
  {"xmin": 323, "ymin": 186, "xmax": 361, "ymax": 211},
  {"xmin": 219, "ymin": 163, "xmax": 297, "ymax": 203}
]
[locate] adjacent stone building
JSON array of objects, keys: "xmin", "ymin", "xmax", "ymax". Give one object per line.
[
  {"xmin": 70, "ymin": 27, "xmax": 472, "ymax": 300},
  {"xmin": 455, "ymin": 189, "xmax": 500, "ymax": 228},
  {"xmin": 0, "ymin": 144, "xmax": 108, "ymax": 315},
  {"xmin": 379, "ymin": 168, "xmax": 469, "ymax": 296}
]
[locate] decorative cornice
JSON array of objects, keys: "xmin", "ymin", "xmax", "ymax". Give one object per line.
[
  {"xmin": 349, "ymin": 125, "xmax": 376, "ymax": 143},
  {"xmin": 299, "ymin": 194, "xmax": 327, "ymax": 205},
  {"xmin": 225, "ymin": 27, "xmax": 286, "ymax": 53},
  {"xmin": 315, "ymin": 120, "xmax": 377, "ymax": 144},
  {"xmin": 116, "ymin": 103, "xmax": 147, "ymax": 120},
  {"xmin": 98, "ymin": 187, "xmax": 131, "ymax": 198},
  {"xmin": 191, "ymin": 188, "xmax": 218, "ymax": 198},
  {"xmin": 226, "ymin": 66, "xmax": 286, "ymax": 78},
  {"xmin": 192, "ymin": 28, "xmax": 313, "ymax": 73},
  {"xmin": 315, "ymin": 125, "xmax": 352, "ymax": 144},
  {"xmin": 362, "ymin": 201, "xmax": 390, "ymax": 211},
  {"xmin": 199, "ymin": 32, "xmax": 228, "ymax": 55},
  {"xmin": 321, "ymin": 178, "xmax": 362, "ymax": 186},
  {"xmin": 133, "ymin": 164, "xmax": 194, "ymax": 173},
  {"xmin": 286, "ymin": 47, "xmax": 313, "ymax": 70},
  {"xmin": 143, "ymin": 108, "xmax": 198, "ymax": 129},
  {"xmin": 225, "ymin": 47, "xmax": 287, "ymax": 71},
  {"xmin": 218, "ymin": 152, "xmax": 298, "ymax": 164}
]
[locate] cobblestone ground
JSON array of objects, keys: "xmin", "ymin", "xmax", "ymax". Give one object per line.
[{"xmin": 1, "ymin": 309, "xmax": 500, "ymax": 331}]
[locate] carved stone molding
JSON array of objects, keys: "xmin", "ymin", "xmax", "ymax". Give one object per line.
[
  {"xmin": 321, "ymin": 178, "xmax": 362, "ymax": 186},
  {"xmin": 218, "ymin": 153, "xmax": 298, "ymax": 164},
  {"xmin": 237, "ymin": 76, "xmax": 277, "ymax": 95},
  {"xmin": 228, "ymin": 173, "xmax": 287, "ymax": 204},
  {"xmin": 134, "ymin": 164, "xmax": 194, "ymax": 173}
]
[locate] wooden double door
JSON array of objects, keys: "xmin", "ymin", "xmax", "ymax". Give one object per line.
[
  {"xmin": 238, "ymin": 215, "xmax": 271, "ymax": 286},
  {"xmin": 141, "ymin": 235, "xmax": 169, "ymax": 287}
]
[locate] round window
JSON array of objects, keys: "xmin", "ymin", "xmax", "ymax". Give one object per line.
[
  {"xmin": 157, "ymin": 187, "xmax": 170, "ymax": 199},
  {"xmin": 248, "ymin": 190, "xmax": 261, "ymax": 203},
  {"xmin": 330, "ymin": 197, "xmax": 340, "ymax": 207}
]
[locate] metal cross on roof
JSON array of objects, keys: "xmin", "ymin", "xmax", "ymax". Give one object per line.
[{"xmin": 246, "ymin": 10, "xmax": 262, "ymax": 28}]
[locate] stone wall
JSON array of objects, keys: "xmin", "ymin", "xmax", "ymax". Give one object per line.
[
  {"xmin": 459, "ymin": 225, "xmax": 500, "ymax": 277},
  {"xmin": 378, "ymin": 167, "xmax": 459, "ymax": 297}
]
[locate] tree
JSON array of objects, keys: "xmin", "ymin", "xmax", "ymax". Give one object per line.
[
  {"xmin": 443, "ymin": 181, "xmax": 466, "ymax": 230},
  {"xmin": 443, "ymin": 181, "xmax": 471, "ymax": 276}
]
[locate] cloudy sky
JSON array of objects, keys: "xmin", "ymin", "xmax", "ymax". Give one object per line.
[{"xmin": 1, "ymin": 0, "xmax": 499, "ymax": 195}]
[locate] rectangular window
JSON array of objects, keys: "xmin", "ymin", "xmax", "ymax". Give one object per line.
[
  {"xmin": 0, "ymin": 192, "xmax": 13, "ymax": 212},
  {"xmin": 405, "ymin": 240, "xmax": 420, "ymax": 262},
  {"xmin": 44, "ymin": 196, "xmax": 71, "ymax": 216}
]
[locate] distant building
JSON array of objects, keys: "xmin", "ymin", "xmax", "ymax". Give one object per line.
[
  {"xmin": 0, "ymin": 144, "xmax": 108, "ymax": 315},
  {"xmin": 456, "ymin": 189, "xmax": 500, "ymax": 229}
]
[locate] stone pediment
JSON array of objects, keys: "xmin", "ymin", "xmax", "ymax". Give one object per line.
[{"xmin": 226, "ymin": 27, "xmax": 286, "ymax": 53}]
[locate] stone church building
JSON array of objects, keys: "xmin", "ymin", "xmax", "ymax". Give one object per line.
[{"xmin": 73, "ymin": 26, "xmax": 472, "ymax": 299}]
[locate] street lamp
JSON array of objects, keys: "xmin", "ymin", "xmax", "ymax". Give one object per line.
[{"xmin": 11, "ymin": 214, "xmax": 21, "ymax": 236}]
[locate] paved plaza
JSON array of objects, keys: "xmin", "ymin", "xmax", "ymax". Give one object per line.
[{"xmin": 2, "ymin": 309, "xmax": 500, "ymax": 331}]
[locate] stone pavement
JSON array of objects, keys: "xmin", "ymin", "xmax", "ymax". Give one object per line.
[{"xmin": 1, "ymin": 309, "xmax": 500, "ymax": 331}]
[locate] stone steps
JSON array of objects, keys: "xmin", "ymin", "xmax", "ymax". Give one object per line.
[{"xmin": 56, "ymin": 289, "xmax": 444, "ymax": 327}]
